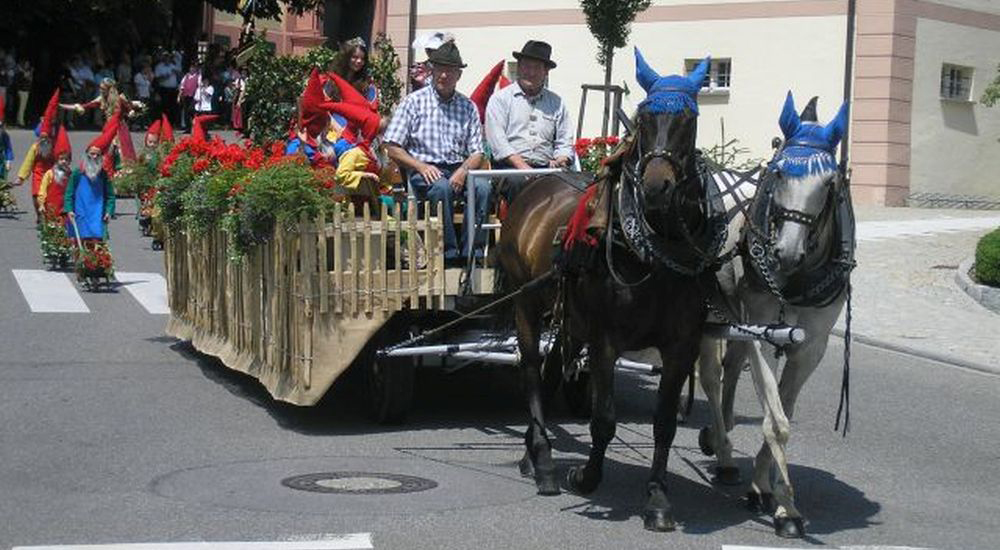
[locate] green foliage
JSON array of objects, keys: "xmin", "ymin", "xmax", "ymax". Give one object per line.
[
  {"xmin": 242, "ymin": 32, "xmax": 405, "ymax": 146},
  {"xmin": 155, "ymin": 154, "xmax": 196, "ymax": 229},
  {"xmin": 38, "ymin": 214, "xmax": 73, "ymax": 263},
  {"xmin": 182, "ymin": 168, "xmax": 250, "ymax": 235},
  {"xmin": 207, "ymin": 0, "xmax": 324, "ymax": 20},
  {"xmin": 580, "ymin": 0, "xmax": 651, "ymax": 66},
  {"xmin": 701, "ymin": 118, "xmax": 765, "ymax": 172},
  {"xmin": 702, "ymin": 138, "xmax": 765, "ymax": 172},
  {"xmin": 975, "ymin": 227, "xmax": 1000, "ymax": 287},
  {"xmin": 370, "ymin": 33, "xmax": 403, "ymax": 118},
  {"xmin": 223, "ymin": 159, "xmax": 333, "ymax": 259},
  {"xmin": 113, "ymin": 148, "xmax": 167, "ymax": 198},
  {"xmin": 244, "ymin": 33, "xmax": 339, "ymax": 146},
  {"xmin": 980, "ymin": 63, "xmax": 1000, "ymax": 107}
]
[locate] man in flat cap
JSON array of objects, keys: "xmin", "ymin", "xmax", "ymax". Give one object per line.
[
  {"xmin": 486, "ymin": 40, "xmax": 573, "ymax": 178},
  {"xmin": 384, "ymin": 41, "xmax": 487, "ymax": 264}
]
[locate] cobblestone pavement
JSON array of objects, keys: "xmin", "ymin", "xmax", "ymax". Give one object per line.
[{"xmin": 840, "ymin": 206, "xmax": 1000, "ymax": 371}]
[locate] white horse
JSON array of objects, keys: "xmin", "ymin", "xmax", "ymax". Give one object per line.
[{"xmin": 697, "ymin": 92, "xmax": 854, "ymax": 539}]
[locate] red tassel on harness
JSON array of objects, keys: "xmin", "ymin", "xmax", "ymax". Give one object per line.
[{"xmin": 562, "ymin": 183, "xmax": 600, "ymax": 251}]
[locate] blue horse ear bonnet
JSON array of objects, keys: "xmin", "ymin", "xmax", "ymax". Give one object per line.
[
  {"xmin": 774, "ymin": 91, "xmax": 849, "ymax": 177},
  {"xmin": 635, "ymin": 48, "xmax": 709, "ymax": 115}
]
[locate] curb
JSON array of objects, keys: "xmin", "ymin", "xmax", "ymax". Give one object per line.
[
  {"xmin": 955, "ymin": 257, "xmax": 1000, "ymax": 315},
  {"xmin": 831, "ymin": 328, "xmax": 1000, "ymax": 377}
]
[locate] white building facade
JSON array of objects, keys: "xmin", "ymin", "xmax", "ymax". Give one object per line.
[{"xmin": 385, "ymin": 0, "xmax": 1000, "ymax": 206}]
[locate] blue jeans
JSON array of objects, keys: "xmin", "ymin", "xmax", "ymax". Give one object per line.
[{"xmin": 407, "ymin": 164, "xmax": 491, "ymax": 259}]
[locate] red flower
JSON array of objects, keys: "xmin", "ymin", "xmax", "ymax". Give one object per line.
[{"xmin": 192, "ymin": 158, "xmax": 211, "ymax": 173}]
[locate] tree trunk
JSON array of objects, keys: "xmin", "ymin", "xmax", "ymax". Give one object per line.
[{"xmin": 601, "ymin": 44, "xmax": 613, "ymax": 137}]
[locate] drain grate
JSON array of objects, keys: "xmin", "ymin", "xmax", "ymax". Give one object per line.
[{"xmin": 281, "ymin": 472, "xmax": 438, "ymax": 495}]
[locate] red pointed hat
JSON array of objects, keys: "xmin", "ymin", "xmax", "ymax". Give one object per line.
[
  {"xmin": 0, "ymin": 95, "xmax": 5, "ymax": 123},
  {"xmin": 40, "ymin": 89, "xmax": 60, "ymax": 136},
  {"xmin": 89, "ymin": 109, "xmax": 120, "ymax": 153},
  {"xmin": 54, "ymin": 126, "xmax": 72, "ymax": 158},
  {"xmin": 326, "ymin": 72, "xmax": 374, "ymax": 110},
  {"xmin": 192, "ymin": 114, "xmax": 219, "ymax": 142},
  {"xmin": 323, "ymin": 102, "xmax": 380, "ymax": 146},
  {"xmin": 147, "ymin": 118, "xmax": 162, "ymax": 138},
  {"xmin": 470, "ymin": 61, "xmax": 505, "ymax": 123},
  {"xmin": 160, "ymin": 114, "xmax": 174, "ymax": 143},
  {"xmin": 301, "ymin": 68, "xmax": 333, "ymax": 138},
  {"xmin": 499, "ymin": 74, "xmax": 512, "ymax": 89}
]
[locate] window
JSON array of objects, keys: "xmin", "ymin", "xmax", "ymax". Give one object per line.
[
  {"xmin": 213, "ymin": 34, "xmax": 231, "ymax": 48},
  {"xmin": 685, "ymin": 58, "xmax": 732, "ymax": 91},
  {"xmin": 940, "ymin": 63, "xmax": 973, "ymax": 101}
]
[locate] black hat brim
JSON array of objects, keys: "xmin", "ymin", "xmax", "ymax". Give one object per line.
[{"xmin": 512, "ymin": 51, "xmax": 556, "ymax": 69}]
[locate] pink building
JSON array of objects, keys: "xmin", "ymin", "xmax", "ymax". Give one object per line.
[{"xmin": 203, "ymin": 2, "xmax": 390, "ymax": 56}]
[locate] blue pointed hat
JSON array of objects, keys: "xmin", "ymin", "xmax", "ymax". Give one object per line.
[
  {"xmin": 773, "ymin": 91, "xmax": 850, "ymax": 177},
  {"xmin": 635, "ymin": 48, "xmax": 709, "ymax": 115}
]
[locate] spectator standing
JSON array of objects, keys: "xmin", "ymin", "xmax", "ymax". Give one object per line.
[
  {"xmin": 133, "ymin": 64, "xmax": 153, "ymax": 103},
  {"xmin": 116, "ymin": 54, "xmax": 133, "ymax": 97},
  {"xmin": 193, "ymin": 70, "xmax": 215, "ymax": 118},
  {"xmin": 14, "ymin": 59, "xmax": 33, "ymax": 127},
  {"xmin": 154, "ymin": 50, "xmax": 180, "ymax": 124},
  {"xmin": 178, "ymin": 64, "xmax": 201, "ymax": 130}
]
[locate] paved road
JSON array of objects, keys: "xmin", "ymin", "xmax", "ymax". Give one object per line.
[{"xmin": 2, "ymin": 130, "xmax": 1000, "ymax": 550}]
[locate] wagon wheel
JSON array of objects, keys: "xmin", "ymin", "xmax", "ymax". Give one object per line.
[
  {"xmin": 364, "ymin": 323, "xmax": 417, "ymax": 425},
  {"xmin": 365, "ymin": 353, "xmax": 415, "ymax": 424}
]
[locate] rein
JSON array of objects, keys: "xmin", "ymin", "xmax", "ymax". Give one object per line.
[
  {"xmin": 743, "ymin": 160, "xmax": 857, "ymax": 437},
  {"xmin": 744, "ymin": 166, "xmax": 856, "ymax": 308},
  {"xmin": 610, "ymin": 139, "xmax": 729, "ymax": 280}
]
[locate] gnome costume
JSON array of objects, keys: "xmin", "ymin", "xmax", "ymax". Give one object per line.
[
  {"xmin": 38, "ymin": 126, "xmax": 72, "ymax": 218},
  {"xmin": 64, "ymin": 111, "xmax": 119, "ymax": 240}
]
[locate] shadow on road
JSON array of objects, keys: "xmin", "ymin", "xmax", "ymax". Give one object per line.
[{"xmin": 550, "ymin": 455, "xmax": 881, "ymax": 538}]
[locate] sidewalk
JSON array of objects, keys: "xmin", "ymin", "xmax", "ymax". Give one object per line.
[{"xmin": 840, "ymin": 206, "xmax": 1000, "ymax": 372}]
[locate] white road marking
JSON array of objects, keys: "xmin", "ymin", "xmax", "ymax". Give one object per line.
[
  {"xmin": 723, "ymin": 545, "xmax": 933, "ymax": 550},
  {"xmin": 115, "ymin": 272, "xmax": 169, "ymax": 314},
  {"xmin": 12, "ymin": 269, "xmax": 90, "ymax": 313},
  {"xmin": 857, "ymin": 216, "xmax": 1000, "ymax": 241},
  {"xmin": 12, "ymin": 533, "xmax": 374, "ymax": 550}
]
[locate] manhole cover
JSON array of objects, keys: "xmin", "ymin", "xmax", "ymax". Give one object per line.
[{"xmin": 281, "ymin": 472, "xmax": 438, "ymax": 495}]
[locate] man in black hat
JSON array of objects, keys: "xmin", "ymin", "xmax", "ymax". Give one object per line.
[
  {"xmin": 384, "ymin": 41, "xmax": 487, "ymax": 265},
  {"xmin": 485, "ymin": 40, "xmax": 573, "ymax": 176}
]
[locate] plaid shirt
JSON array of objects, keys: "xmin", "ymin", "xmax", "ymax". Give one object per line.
[{"xmin": 383, "ymin": 85, "xmax": 483, "ymax": 165}]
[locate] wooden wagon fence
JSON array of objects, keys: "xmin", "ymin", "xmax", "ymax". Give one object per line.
[{"xmin": 165, "ymin": 199, "xmax": 446, "ymax": 405}]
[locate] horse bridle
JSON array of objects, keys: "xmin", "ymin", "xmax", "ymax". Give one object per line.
[
  {"xmin": 611, "ymin": 127, "xmax": 728, "ymax": 279},
  {"xmin": 745, "ymin": 164, "xmax": 854, "ymax": 307}
]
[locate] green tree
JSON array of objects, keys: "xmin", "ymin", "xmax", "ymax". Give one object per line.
[
  {"xmin": 580, "ymin": 0, "xmax": 651, "ymax": 136},
  {"xmin": 981, "ymin": 63, "xmax": 1000, "ymax": 107}
]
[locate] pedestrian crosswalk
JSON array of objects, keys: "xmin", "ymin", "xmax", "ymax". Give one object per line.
[
  {"xmin": 11, "ymin": 533, "xmax": 374, "ymax": 549},
  {"xmin": 114, "ymin": 272, "xmax": 170, "ymax": 314},
  {"xmin": 12, "ymin": 270, "xmax": 91, "ymax": 313},
  {"xmin": 11, "ymin": 270, "xmax": 168, "ymax": 315},
  {"xmin": 723, "ymin": 546, "xmax": 932, "ymax": 550}
]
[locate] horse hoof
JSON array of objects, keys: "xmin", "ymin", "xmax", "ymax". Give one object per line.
[
  {"xmin": 698, "ymin": 426, "xmax": 716, "ymax": 456},
  {"xmin": 518, "ymin": 456, "xmax": 535, "ymax": 478},
  {"xmin": 774, "ymin": 516, "xmax": 805, "ymax": 539},
  {"xmin": 642, "ymin": 509, "xmax": 676, "ymax": 532},
  {"xmin": 746, "ymin": 491, "xmax": 775, "ymax": 514},
  {"xmin": 564, "ymin": 465, "xmax": 600, "ymax": 495},
  {"xmin": 712, "ymin": 466, "xmax": 741, "ymax": 486},
  {"xmin": 536, "ymin": 472, "xmax": 561, "ymax": 496}
]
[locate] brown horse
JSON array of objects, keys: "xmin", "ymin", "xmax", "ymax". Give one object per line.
[{"xmin": 497, "ymin": 51, "xmax": 726, "ymax": 531}]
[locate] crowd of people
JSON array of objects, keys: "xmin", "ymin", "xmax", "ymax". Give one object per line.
[
  {"xmin": 287, "ymin": 35, "xmax": 573, "ymax": 265},
  {"xmin": 2, "ymin": 32, "xmax": 576, "ymax": 274},
  {"xmin": 0, "ymin": 48, "xmax": 35, "ymax": 128},
  {"xmin": 58, "ymin": 41, "xmax": 246, "ymax": 133},
  {"xmin": 0, "ymin": 39, "xmax": 246, "ymax": 134}
]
